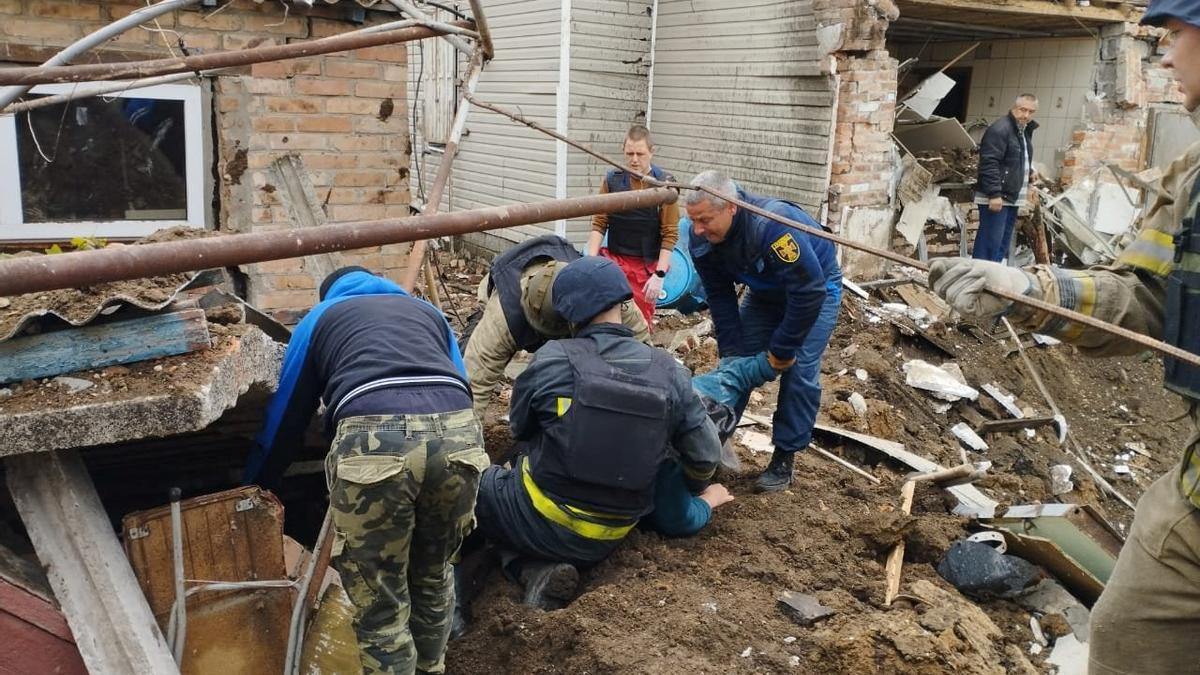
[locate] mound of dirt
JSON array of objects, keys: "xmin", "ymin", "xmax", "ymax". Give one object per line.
[{"xmin": 447, "ymin": 281, "xmax": 1191, "ymax": 674}]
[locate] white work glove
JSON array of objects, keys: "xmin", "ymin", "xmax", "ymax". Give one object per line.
[
  {"xmin": 928, "ymin": 257, "xmax": 1032, "ymax": 320},
  {"xmin": 642, "ymin": 273, "xmax": 665, "ymax": 304}
]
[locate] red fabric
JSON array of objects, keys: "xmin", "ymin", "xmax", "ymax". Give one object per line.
[{"xmin": 600, "ymin": 249, "xmax": 657, "ymax": 328}]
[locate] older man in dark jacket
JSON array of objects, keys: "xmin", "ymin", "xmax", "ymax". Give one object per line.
[{"xmin": 973, "ymin": 94, "xmax": 1039, "ymax": 263}]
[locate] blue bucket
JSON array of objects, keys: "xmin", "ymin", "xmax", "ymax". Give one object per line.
[{"xmin": 659, "ymin": 216, "xmax": 707, "ymax": 314}]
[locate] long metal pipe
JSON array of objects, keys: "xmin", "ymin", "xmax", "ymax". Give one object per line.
[
  {"xmin": 0, "ymin": 21, "xmax": 473, "ymax": 86},
  {"xmin": 386, "ymin": 0, "xmax": 473, "ymax": 56},
  {"xmin": 0, "ymin": 190, "xmax": 677, "ymax": 296},
  {"xmin": 400, "ymin": 50, "xmax": 486, "ymax": 292},
  {"xmin": 466, "ymin": 0, "xmax": 495, "ymax": 60},
  {"xmin": 0, "ymin": 0, "xmax": 202, "ymax": 109},
  {"xmin": 1, "ymin": 17, "xmax": 477, "ymax": 115}
]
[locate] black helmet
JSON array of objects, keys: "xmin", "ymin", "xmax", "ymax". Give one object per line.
[{"xmin": 551, "ymin": 256, "xmax": 633, "ymax": 325}]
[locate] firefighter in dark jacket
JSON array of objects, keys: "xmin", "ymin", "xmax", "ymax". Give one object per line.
[
  {"xmin": 245, "ymin": 267, "xmax": 489, "ymax": 675},
  {"xmin": 972, "ymin": 94, "xmax": 1039, "ymax": 262},
  {"xmin": 469, "ymin": 256, "xmax": 723, "ymax": 607},
  {"xmin": 464, "ymin": 234, "xmax": 648, "ymax": 419},
  {"xmin": 686, "ymin": 171, "xmax": 842, "ymax": 493}
]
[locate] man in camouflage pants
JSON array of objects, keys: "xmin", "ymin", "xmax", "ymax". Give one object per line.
[{"xmin": 246, "ymin": 267, "xmax": 489, "ymax": 674}]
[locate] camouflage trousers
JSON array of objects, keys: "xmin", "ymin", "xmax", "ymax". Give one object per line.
[{"xmin": 326, "ymin": 409, "xmax": 489, "ymax": 675}]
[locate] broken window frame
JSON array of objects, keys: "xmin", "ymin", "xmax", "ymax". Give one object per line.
[{"xmin": 0, "ymin": 82, "xmax": 206, "ymax": 242}]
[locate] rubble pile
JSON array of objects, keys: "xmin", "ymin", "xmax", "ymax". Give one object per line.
[{"xmin": 451, "ymin": 271, "xmax": 1190, "ymax": 675}]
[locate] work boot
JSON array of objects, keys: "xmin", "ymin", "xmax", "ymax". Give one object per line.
[
  {"xmin": 449, "ymin": 565, "xmax": 470, "ymax": 640},
  {"xmin": 518, "ymin": 561, "xmax": 580, "ymax": 610},
  {"xmin": 754, "ymin": 450, "xmax": 795, "ymax": 493}
]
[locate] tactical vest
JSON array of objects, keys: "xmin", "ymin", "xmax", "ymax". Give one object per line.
[
  {"xmin": 1164, "ymin": 175, "xmax": 1200, "ymax": 402},
  {"xmin": 487, "ymin": 234, "xmax": 581, "ymax": 351},
  {"xmin": 527, "ymin": 338, "xmax": 674, "ymax": 520},
  {"xmin": 605, "ymin": 165, "xmax": 674, "ymax": 260}
]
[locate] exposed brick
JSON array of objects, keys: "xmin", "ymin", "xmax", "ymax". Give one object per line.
[
  {"xmin": 181, "ymin": 31, "xmax": 220, "ymax": 51},
  {"xmin": 332, "ymin": 171, "xmax": 390, "ymax": 187},
  {"xmin": 264, "ymin": 96, "xmax": 322, "ymax": 113},
  {"xmin": 251, "ymin": 116, "xmax": 296, "ymax": 133},
  {"xmin": 353, "ymin": 45, "xmax": 407, "ymax": 63},
  {"xmin": 256, "ymin": 290, "xmax": 317, "ymax": 311},
  {"xmin": 223, "ymin": 34, "xmax": 281, "ymax": 51},
  {"xmin": 292, "ymin": 78, "xmax": 352, "ymax": 96},
  {"xmin": 178, "ymin": 9, "xmax": 243, "ymax": 32},
  {"xmin": 355, "ymin": 80, "xmax": 405, "ymax": 99},
  {"xmin": 329, "ymin": 203, "xmax": 388, "ymax": 221},
  {"xmin": 240, "ymin": 13, "xmax": 306, "ymax": 36},
  {"xmin": 331, "ymin": 135, "xmax": 389, "ymax": 153},
  {"xmin": 324, "ymin": 59, "xmax": 382, "ymax": 79},
  {"xmin": 295, "ymin": 116, "xmax": 354, "ymax": 133},
  {"xmin": 251, "ymin": 59, "xmax": 322, "ymax": 79},
  {"xmin": 326, "ymin": 98, "xmax": 386, "ymax": 116},
  {"xmin": 30, "ymin": 1, "xmax": 99, "ymax": 20},
  {"xmin": 0, "ymin": 0, "xmax": 25, "ymax": 15},
  {"xmin": 1, "ymin": 17, "xmax": 79, "ymax": 40},
  {"xmin": 275, "ymin": 274, "xmax": 317, "ymax": 290},
  {"xmin": 265, "ymin": 133, "xmax": 328, "ymax": 150},
  {"xmin": 304, "ymin": 153, "xmax": 360, "ymax": 170}
]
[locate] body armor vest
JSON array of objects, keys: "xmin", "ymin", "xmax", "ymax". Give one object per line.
[
  {"xmin": 1164, "ymin": 175, "xmax": 1200, "ymax": 402},
  {"xmin": 605, "ymin": 165, "xmax": 674, "ymax": 261},
  {"xmin": 487, "ymin": 234, "xmax": 581, "ymax": 351},
  {"xmin": 527, "ymin": 338, "xmax": 674, "ymax": 519}
]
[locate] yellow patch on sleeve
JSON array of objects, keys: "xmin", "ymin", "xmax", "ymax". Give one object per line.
[
  {"xmin": 770, "ymin": 234, "xmax": 800, "ymax": 263},
  {"xmin": 556, "ymin": 397, "xmax": 572, "ymax": 416}
]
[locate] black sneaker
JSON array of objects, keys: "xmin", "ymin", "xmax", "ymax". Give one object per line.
[
  {"xmin": 754, "ymin": 450, "xmax": 795, "ymax": 493},
  {"xmin": 519, "ymin": 561, "xmax": 580, "ymax": 610}
]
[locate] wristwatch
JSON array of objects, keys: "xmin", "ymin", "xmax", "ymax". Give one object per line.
[{"xmin": 654, "ymin": 269, "xmax": 666, "ymax": 278}]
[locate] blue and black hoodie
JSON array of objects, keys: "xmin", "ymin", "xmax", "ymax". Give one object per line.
[{"xmin": 244, "ymin": 271, "xmax": 468, "ymax": 489}]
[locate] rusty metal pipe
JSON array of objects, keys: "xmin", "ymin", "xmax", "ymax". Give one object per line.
[
  {"xmin": 466, "ymin": 0, "xmax": 495, "ymax": 60},
  {"xmin": 0, "ymin": 21, "xmax": 473, "ymax": 86},
  {"xmin": 0, "ymin": 189, "xmax": 678, "ymax": 297}
]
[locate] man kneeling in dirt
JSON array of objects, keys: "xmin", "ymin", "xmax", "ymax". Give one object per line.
[
  {"xmin": 929, "ymin": 3, "xmax": 1200, "ymax": 671},
  {"xmin": 464, "ymin": 233, "xmax": 648, "ymax": 420},
  {"xmin": 245, "ymin": 267, "xmax": 489, "ymax": 675},
  {"xmin": 462, "ymin": 257, "xmax": 727, "ymax": 615}
]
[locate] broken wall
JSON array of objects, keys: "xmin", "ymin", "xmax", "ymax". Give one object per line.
[
  {"xmin": 815, "ymin": 0, "xmax": 899, "ymax": 278},
  {"xmin": 1061, "ymin": 23, "xmax": 1185, "ymax": 186},
  {"xmin": 1, "ymin": 0, "xmax": 414, "ymax": 324}
]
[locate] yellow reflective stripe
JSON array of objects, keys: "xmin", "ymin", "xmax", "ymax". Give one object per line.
[
  {"xmin": 1118, "ymin": 229, "xmax": 1175, "ymax": 277},
  {"xmin": 1183, "ymin": 448, "xmax": 1200, "ymax": 509},
  {"xmin": 520, "ymin": 459, "xmax": 635, "ymax": 541},
  {"xmin": 556, "ymin": 397, "xmax": 572, "ymax": 417},
  {"xmin": 681, "ymin": 462, "xmax": 714, "ymax": 481},
  {"xmin": 1061, "ymin": 275, "xmax": 1097, "ymax": 341}
]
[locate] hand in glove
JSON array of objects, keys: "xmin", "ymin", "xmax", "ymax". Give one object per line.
[
  {"xmin": 642, "ymin": 273, "xmax": 665, "ymax": 304},
  {"xmin": 928, "ymin": 257, "xmax": 1033, "ymax": 320},
  {"xmin": 766, "ymin": 351, "xmax": 796, "ymax": 372}
]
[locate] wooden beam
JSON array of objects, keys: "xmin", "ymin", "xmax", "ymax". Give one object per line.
[
  {"xmin": 268, "ymin": 155, "xmax": 341, "ymax": 284},
  {"xmin": 898, "ymin": 0, "xmax": 1132, "ymax": 23},
  {"xmin": 0, "ymin": 309, "xmax": 211, "ymax": 385},
  {"xmin": 5, "ymin": 450, "xmax": 180, "ymax": 674}
]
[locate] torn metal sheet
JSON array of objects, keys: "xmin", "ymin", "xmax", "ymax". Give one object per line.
[
  {"xmin": 903, "ymin": 72, "xmax": 957, "ymax": 120},
  {"xmin": 985, "ymin": 504, "xmax": 1124, "ymax": 604},
  {"xmin": 814, "ymin": 423, "xmax": 997, "ymax": 518}
]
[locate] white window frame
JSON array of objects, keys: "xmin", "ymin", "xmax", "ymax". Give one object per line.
[{"xmin": 0, "ymin": 82, "xmax": 206, "ymax": 242}]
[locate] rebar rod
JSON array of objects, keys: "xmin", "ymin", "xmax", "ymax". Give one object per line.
[
  {"xmin": 401, "ymin": 50, "xmax": 485, "ymax": 292},
  {"xmin": 0, "ymin": 189, "xmax": 678, "ymax": 296},
  {"xmin": 0, "ymin": 21, "xmax": 474, "ymax": 86},
  {"xmin": 0, "ymin": 0, "xmax": 202, "ymax": 109},
  {"xmin": 465, "ymin": 94, "xmax": 1200, "ymax": 370},
  {"xmin": 465, "ymin": 0, "xmax": 495, "ymax": 60}
]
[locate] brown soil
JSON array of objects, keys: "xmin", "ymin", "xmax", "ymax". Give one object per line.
[
  {"xmin": 0, "ymin": 226, "xmax": 219, "ymax": 340},
  {"xmin": 447, "ymin": 280, "xmax": 1190, "ymax": 674}
]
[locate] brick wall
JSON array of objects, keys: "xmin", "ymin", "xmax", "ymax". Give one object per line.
[
  {"xmin": 814, "ymin": 0, "xmax": 898, "ymax": 278},
  {"xmin": 0, "ymin": 0, "xmax": 413, "ymax": 323},
  {"xmin": 1061, "ymin": 23, "xmax": 1184, "ymax": 186}
]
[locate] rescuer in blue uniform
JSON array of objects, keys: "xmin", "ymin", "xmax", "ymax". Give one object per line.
[{"xmin": 685, "ymin": 170, "xmax": 842, "ymax": 493}]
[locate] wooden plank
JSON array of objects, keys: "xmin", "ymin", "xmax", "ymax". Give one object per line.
[
  {"xmin": 897, "ymin": 0, "xmax": 1130, "ymax": 23},
  {"xmin": 5, "ymin": 450, "xmax": 180, "ymax": 674},
  {"xmin": 0, "ymin": 308, "xmax": 211, "ymax": 385},
  {"xmin": 977, "ymin": 416, "xmax": 1057, "ymax": 434},
  {"xmin": 268, "ymin": 155, "xmax": 341, "ymax": 284},
  {"xmin": 0, "ymin": 579, "xmax": 88, "ymax": 675}
]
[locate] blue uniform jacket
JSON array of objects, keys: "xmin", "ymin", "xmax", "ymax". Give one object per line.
[{"xmin": 689, "ymin": 190, "xmax": 840, "ymax": 360}]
